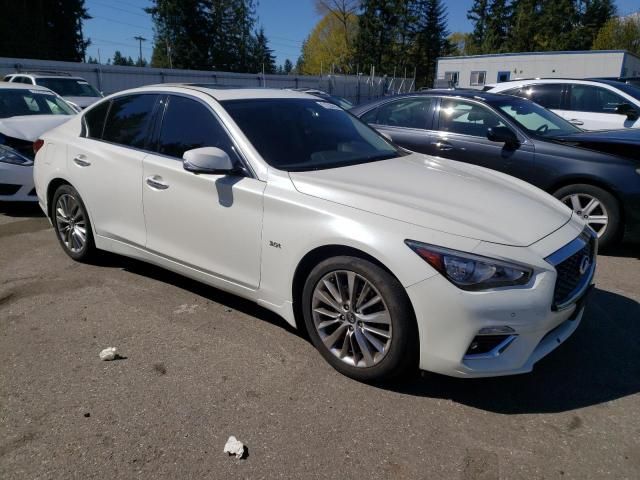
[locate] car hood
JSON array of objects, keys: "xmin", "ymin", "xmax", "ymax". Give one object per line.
[
  {"xmin": 289, "ymin": 153, "xmax": 572, "ymax": 247},
  {"xmin": 553, "ymin": 128, "xmax": 640, "ymax": 146},
  {"xmin": 63, "ymin": 96, "xmax": 100, "ymax": 108},
  {"xmin": 0, "ymin": 115, "xmax": 73, "ymax": 142}
]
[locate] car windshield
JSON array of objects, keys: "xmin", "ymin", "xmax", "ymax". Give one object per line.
[
  {"xmin": 489, "ymin": 97, "xmax": 582, "ymax": 137},
  {"xmin": 37, "ymin": 78, "xmax": 101, "ymax": 97},
  {"xmin": 0, "ymin": 89, "xmax": 76, "ymax": 118},
  {"xmin": 221, "ymin": 98, "xmax": 402, "ymax": 171}
]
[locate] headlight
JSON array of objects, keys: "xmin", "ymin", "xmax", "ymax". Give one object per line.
[
  {"xmin": 0, "ymin": 145, "xmax": 33, "ymax": 166},
  {"xmin": 405, "ymin": 240, "xmax": 532, "ymax": 290}
]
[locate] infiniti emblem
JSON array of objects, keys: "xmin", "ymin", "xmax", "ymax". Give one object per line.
[{"xmin": 579, "ymin": 255, "xmax": 591, "ymax": 275}]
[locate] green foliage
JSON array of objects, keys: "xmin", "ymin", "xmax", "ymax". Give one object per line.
[
  {"xmin": 112, "ymin": 51, "xmax": 135, "ymax": 66},
  {"xmin": 284, "ymin": 59, "xmax": 294, "ymax": 74},
  {"xmin": 0, "ymin": 0, "xmax": 90, "ymax": 61},
  {"xmin": 147, "ymin": 0, "xmax": 274, "ymax": 73},
  {"xmin": 593, "ymin": 15, "xmax": 640, "ymax": 55}
]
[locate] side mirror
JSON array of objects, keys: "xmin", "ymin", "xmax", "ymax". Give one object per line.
[
  {"xmin": 614, "ymin": 103, "xmax": 639, "ymax": 120},
  {"xmin": 487, "ymin": 126, "xmax": 519, "ymax": 146},
  {"xmin": 183, "ymin": 147, "xmax": 235, "ymax": 174}
]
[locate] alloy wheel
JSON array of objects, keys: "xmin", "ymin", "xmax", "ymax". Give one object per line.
[
  {"xmin": 55, "ymin": 193, "xmax": 87, "ymax": 253},
  {"xmin": 311, "ymin": 270, "xmax": 392, "ymax": 368},
  {"xmin": 561, "ymin": 193, "xmax": 608, "ymax": 237}
]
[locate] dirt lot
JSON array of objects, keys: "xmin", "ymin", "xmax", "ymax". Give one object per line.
[{"xmin": 1, "ymin": 202, "xmax": 639, "ymax": 480}]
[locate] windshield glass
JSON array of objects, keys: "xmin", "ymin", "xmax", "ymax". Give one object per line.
[
  {"xmin": 489, "ymin": 97, "xmax": 582, "ymax": 137},
  {"xmin": 0, "ymin": 89, "xmax": 76, "ymax": 118},
  {"xmin": 37, "ymin": 78, "xmax": 101, "ymax": 97},
  {"xmin": 221, "ymin": 98, "xmax": 401, "ymax": 171}
]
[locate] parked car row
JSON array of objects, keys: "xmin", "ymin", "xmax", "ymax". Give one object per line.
[
  {"xmin": 350, "ymin": 89, "xmax": 640, "ymax": 247},
  {"xmin": 0, "ymin": 75, "xmax": 636, "ymax": 383}
]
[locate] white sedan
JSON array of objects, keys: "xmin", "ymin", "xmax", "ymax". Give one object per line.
[
  {"xmin": 0, "ymin": 83, "xmax": 76, "ymax": 201},
  {"xmin": 33, "ymin": 86, "xmax": 596, "ymax": 382}
]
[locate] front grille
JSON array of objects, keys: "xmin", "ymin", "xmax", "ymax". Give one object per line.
[
  {"xmin": 547, "ymin": 229, "xmax": 596, "ymax": 310},
  {"xmin": 0, "ymin": 183, "xmax": 21, "ymax": 195}
]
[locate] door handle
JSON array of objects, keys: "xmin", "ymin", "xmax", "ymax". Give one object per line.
[
  {"xmin": 432, "ymin": 141, "xmax": 453, "ymax": 151},
  {"xmin": 145, "ymin": 176, "xmax": 169, "ymax": 190},
  {"xmin": 569, "ymin": 119, "xmax": 584, "ymax": 126},
  {"xmin": 73, "ymin": 155, "xmax": 91, "ymax": 167}
]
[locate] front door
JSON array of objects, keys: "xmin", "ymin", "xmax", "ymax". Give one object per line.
[
  {"xmin": 142, "ymin": 94, "xmax": 265, "ymax": 289},
  {"xmin": 429, "ymin": 97, "xmax": 534, "ymax": 174}
]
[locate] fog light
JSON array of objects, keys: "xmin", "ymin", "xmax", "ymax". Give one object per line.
[
  {"xmin": 478, "ymin": 326, "xmax": 515, "ymax": 335},
  {"xmin": 465, "ymin": 334, "xmax": 517, "ymax": 357}
]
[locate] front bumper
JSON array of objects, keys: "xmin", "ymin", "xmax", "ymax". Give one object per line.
[
  {"xmin": 0, "ymin": 163, "xmax": 36, "ymax": 202},
  {"xmin": 407, "ymin": 221, "xmax": 595, "ymax": 378}
]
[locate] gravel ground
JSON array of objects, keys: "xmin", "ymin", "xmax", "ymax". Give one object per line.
[{"xmin": 1, "ymin": 202, "xmax": 639, "ymax": 480}]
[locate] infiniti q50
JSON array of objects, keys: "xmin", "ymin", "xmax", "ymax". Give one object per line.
[{"xmin": 33, "ymin": 86, "xmax": 596, "ymax": 382}]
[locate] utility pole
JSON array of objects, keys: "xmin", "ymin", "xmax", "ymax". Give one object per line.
[{"xmin": 134, "ymin": 36, "xmax": 147, "ymax": 65}]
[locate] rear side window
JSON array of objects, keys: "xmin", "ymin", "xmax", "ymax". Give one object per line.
[
  {"xmin": 84, "ymin": 101, "xmax": 110, "ymax": 139},
  {"xmin": 372, "ymin": 97, "xmax": 434, "ymax": 129},
  {"xmin": 156, "ymin": 95, "xmax": 235, "ymax": 159},
  {"xmin": 510, "ymin": 84, "xmax": 564, "ymax": 110},
  {"xmin": 569, "ymin": 85, "xmax": 626, "ymax": 113},
  {"xmin": 102, "ymin": 94, "xmax": 158, "ymax": 148}
]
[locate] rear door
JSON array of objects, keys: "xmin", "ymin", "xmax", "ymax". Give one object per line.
[
  {"xmin": 66, "ymin": 93, "xmax": 160, "ymax": 247},
  {"xmin": 429, "ymin": 97, "xmax": 534, "ymax": 174},
  {"xmin": 359, "ymin": 96, "xmax": 436, "ymax": 153},
  {"xmin": 142, "ymin": 93, "xmax": 265, "ymax": 288}
]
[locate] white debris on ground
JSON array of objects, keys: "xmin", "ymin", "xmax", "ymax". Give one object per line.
[
  {"xmin": 173, "ymin": 304, "xmax": 198, "ymax": 314},
  {"xmin": 99, "ymin": 347, "xmax": 118, "ymax": 361},
  {"xmin": 223, "ymin": 436, "xmax": 246, "ymax": 459}
]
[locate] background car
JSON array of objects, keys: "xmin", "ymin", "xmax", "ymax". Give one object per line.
[
  {"xmin": 487, "ymin": 78, "xmax": 640, "ymax": 131},
  {"xmin": 591, "ymin": 77, "xmax": 640, "ymax": 88},
  {"xmin": 33, "ymin": 85, "xmax": 594, "ymax": 382},
  {"xmin": 0, "ymin": 83, "xmax": 75, "ymax": 201},
  {"xmin": 351, "ymin": 90, "xmax": 640, "ymax": 247},
  {"xmin": 289, "ymin": 88, "xmax": 354, "ymax": 109},
  {"xmin": 3, "ymin": 71, "xmax": 103, "ymax": 109}
]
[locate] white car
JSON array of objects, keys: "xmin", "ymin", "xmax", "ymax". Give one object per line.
[
  {"xmin": 33, "ymin": 86, "xmax": 596, "ymax": 382},
  {"xmin": 3, "ymin": 72, "xmax": 103, "ymax": 109},
  {"xmin": 487, "ymin": 78, "xmax": 640, "ymax": 131},
  {"xmin": 0, "ymin": 83, "xmax": 76, "ymax": 201}
]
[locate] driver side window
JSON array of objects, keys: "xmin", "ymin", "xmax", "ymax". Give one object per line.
[
  {"xmin": 438, "ymin": 99, "xmax": 506, "ymax": 137},
  {"xmin": 156, "ymin": 95, "xmax": 236, "ymax": 160},
  {"xmin": 374, "ymin": 97, "xmax": 434, "ymax": 129}
]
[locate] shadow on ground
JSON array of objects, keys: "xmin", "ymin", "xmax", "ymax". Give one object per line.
[
  {"xmin": 94, "ymin": 251, "xmax": 640, "ymax": 414},
  {"xmin": 0, "ymin": 201, "xmax": 45, "ymax": 218}
]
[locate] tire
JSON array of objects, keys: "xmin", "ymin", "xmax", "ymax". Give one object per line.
[
  {"xmin": 302, "ymin": 256, "xmax": 418, "ymax": 383},
  {"xmin": 51, "ymin": 184, "xmax": 96, "ymax": 262},
  {"xmin": 554, "ymin": 184, "xmax": 621, "ymax": 249}
]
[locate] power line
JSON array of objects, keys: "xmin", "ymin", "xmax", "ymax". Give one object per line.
[
  {"xmin": 89, "ymin": 15, "xmax": 154, "ymax": 34},
  {"xmin": 90, "ymin": 0, "xmax": 150, "ymax": 18}
]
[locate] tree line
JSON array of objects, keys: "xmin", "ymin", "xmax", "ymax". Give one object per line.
[{"xmin": 1, "ymin": 0, "xmax": 638, "ymax": 86}]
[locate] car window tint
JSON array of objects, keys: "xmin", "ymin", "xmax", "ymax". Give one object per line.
[
  {"xmin": 84, "ymin": 101, "xmax": 111, "ymax": 139},
  {"xmin": 569, "ymin": 85, "xmax": 627, "ymax": 113},
  {"xmin": 514, "ymin": 84, "xmax": 564, "ymax": 109},
  {"xmin": 102, "ymin": 94, "xmax": 158, "ymax": 148},
  {"xmin": 0, "ymin": 89, "xmax": 75, "ymax": 118},
  {"xmin": 157, "ymin": 95, "xmax": 235, "ymax": 159},
  {"xmin": 374, "ymin": 97, "xmax": 434, "ymax": 129},
  {"xmin": 438, "ymin": 99, "xmax": 506, "ymax": 137},
  {"xmin": 360, "ymin": 107, "xmax": 378, "ymax": 124}
]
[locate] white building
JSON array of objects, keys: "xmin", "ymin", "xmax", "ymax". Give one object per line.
[{"xmin": 435, "ymin": 50, "xmax": 640, "ymax": 89}]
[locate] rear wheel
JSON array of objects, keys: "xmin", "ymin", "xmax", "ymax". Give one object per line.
[
  {"xmin": 302, "ymin": 256, "xmax": 418, "ymax": 382},
  {"xmin": 554, "ymin": 184, "xmax": 621, "ymax": 248},
  {"xmin": 52, "ymin": 184, "xmax": 96, "ymax": 262}
]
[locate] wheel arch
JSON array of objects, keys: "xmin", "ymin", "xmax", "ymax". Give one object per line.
[
  {"xmin": 290, "ymin": 244, "xmax": 417, "ymax": 336},
  {"xmin": 46, "ymin": 178, "xmax": 72, "ymax": 219}
]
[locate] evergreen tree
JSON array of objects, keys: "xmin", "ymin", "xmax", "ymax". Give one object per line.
[
  {"xmin": 284, "ymin": 59, "xmax": 294, "ymax": 74},
  {"xmin": 507, "ymin": 0, "xmax": 541, "ymax": 52},
  {"xmin": 0, "ymin": 0, "xmax": 90, "ymax": 61},
  {"xmin": 467, "ymin": 0, "xmax": 490, "ymax": 54},
  {"xmin": 481, "ymin": 0, "xmax": 511, "ymax": 53},
  {"xmin": 147, "ymin": 0, "xmax": 211, "ymax": 69},
  {"xmin": 574, "ymin": 0, "xmax": 616, "ymax": 49},
  {"xmin": 410, "ymin": 0, "xmax": 451, "ymax": 87},
  {"xmin": 112, "ymin": 51, "xmax": 136, "ymax": 66},
  {"xmin": 249, "ymin": 27, "xmax": 276, "ymax": 73}
]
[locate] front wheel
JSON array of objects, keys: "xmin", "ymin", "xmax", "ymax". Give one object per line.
[
  {"xmin": 302, "ymin": 256, "xmax": 418, "ymax": 383},
  {"xmin": 51, "ymin": 184, "xmax": 96, "ymax": 262},
  {"xmin": 554, "ymin": 184, "xmax": 621, "ymax": 248}
]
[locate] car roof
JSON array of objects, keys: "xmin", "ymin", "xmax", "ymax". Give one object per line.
[
  {"xmin": 0, "ymin": 82, "xmax": 54, "ymax": 92},
  {"xmin": 487, "ymin": 78, "xmax": 626, "ymax": 88},
  {"xmin": 118, "ymin": 84, "xmax": 319, "ymax": 101}
]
